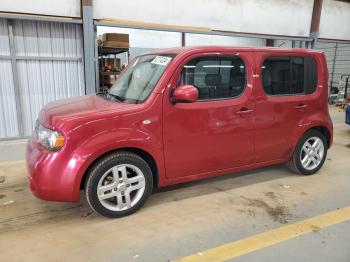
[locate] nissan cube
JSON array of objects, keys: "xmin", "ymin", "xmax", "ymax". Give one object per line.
[{"xmin": 26, "ymin": 47, "xmax": 333, "ymax": 218}]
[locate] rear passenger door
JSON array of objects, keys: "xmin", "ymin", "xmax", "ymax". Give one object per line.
[
  {"xmin": 163, "ymin": 52, "xmax": 255, "ymax": 178},
  {"xmin": 253, "ymin": 52, "xmax": 319, "ymax": 162}
]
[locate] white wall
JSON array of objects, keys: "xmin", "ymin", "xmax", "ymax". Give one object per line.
[
  {"xmin": 319, "ymin": 0, "xmax": 350, "ymax": 41},
  {"xmin": 2, "ymin": 0, "xmax": 349, "ymax": 40},
  {"xmin": 0, "ymin": 0, "xmax": 81, "ymax": 18},
  {"xmin": 98, "ymin": 27, "xmax": 182, "ymax": 48},
  {"xmin": 93, "ymin": 0, "xmax": 314, "ymax": 37},
  {"xmin": 1, "ymin": 0, "xmax": 350, "ymax": 40},
  {"xmin": 185, "ymin": 33, "xmax": 265, "ymax": 47}
]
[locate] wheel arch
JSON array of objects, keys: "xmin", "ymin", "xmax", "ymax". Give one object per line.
[
  {"xmin": 80, "ymin": 147, "xmax": 159, "ymax": 191},
  {"xmin": 309, "ymin": 125, "xmax": 331, "ymax": 148},
  {"xmin": 288, "ymin": 124, "xmax": 332, "ymax": 161}
]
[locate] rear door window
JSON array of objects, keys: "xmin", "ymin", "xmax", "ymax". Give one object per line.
[{"xmin": 262, "ymin": 56, "xmax": 317, "ymax": 95}]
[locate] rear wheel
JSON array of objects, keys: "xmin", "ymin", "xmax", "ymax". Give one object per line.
[
  {"xmin": 287, "ymin": 130, "xmax": 327, "ymax": 175},
  {"xmin": 85, "ymin": 152, "xmax": 153, "ymax": 218}
]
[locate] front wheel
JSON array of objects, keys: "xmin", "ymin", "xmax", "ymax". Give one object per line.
[
  {"xmin": 85, "ymin": 152, "xmax": 153, "ymax": 218},
  {"xmin": 287, "ymin": 130, "xmax": 327, "ymax": 175}
]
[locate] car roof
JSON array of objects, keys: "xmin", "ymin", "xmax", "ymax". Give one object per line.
[{"xmin": 146, "ymin": 46, "xmax": 324, "ymax": 55}]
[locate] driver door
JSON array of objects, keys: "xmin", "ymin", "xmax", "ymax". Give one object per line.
[{"xmin": 163, "ymin": 52, "xmax": 255, "ymax": 179}]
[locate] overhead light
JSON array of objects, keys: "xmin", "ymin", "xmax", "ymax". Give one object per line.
[{"xmin": 202, "ymin": 65, "xmax": 234, "ymax": 68}]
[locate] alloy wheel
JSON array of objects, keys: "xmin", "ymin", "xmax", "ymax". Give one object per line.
[
  {"xmin": 300, "ymin": 136, "xmax": 325, "ymax": 171},
  {"xmin": 97, "ymin": 164, "xmax": 146, "ymax": 211}
]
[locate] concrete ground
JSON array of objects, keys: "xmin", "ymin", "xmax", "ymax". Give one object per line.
[{"xmin": 0, "ymin": 106, "xmax": 349, "ymax": 262}]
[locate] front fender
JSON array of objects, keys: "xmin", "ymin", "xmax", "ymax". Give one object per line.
[
  {"xmin": 59, "ymin": 97, "xmax": 166, "ymax": 200},
  {"xmin": 71, "ymin": 124, "xmax": 165, "ymax": 195}
]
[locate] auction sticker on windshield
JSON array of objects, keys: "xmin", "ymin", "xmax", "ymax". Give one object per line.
[{"xmin": 151, "ymin": 56, "xmax": 172, "ymax": 66}]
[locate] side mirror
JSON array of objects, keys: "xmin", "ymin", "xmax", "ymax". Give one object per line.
[{"xmin": 172, "ymin": 85, "xmax": 198, "ymax": 103}]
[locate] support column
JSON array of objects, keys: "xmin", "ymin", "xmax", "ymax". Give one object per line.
[
  {"xmin": 181, "ymin": 32, "xmax": 186, "ymax": 47},
  {"xmin": 8, "ymin": 20, "xmax": 24, "ymax": 136},
  {"xmin": 94, "ymin": 26, "xmax": 99, "ymax": 91},
  {"xmin": 310, "ymin": 0, "xmax": 323, "ymax": 49},
  {"xmin": 330, "ymin": 43, "xmax": 338, "ymax": 88},
  {"xmin": 82, "ymin": 0, "xmax": 96, "ymax": 94}
]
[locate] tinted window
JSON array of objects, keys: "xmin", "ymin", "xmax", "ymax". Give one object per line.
[
  {"xmin": 262, "ymin": 56, "xmax": 317, "ymax": 95},
  {"xmin": 178, "ymin": 56, "xmax": 246, "ymax": 100}
]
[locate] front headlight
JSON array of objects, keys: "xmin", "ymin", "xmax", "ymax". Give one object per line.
[{"xmin": 35, "ymin": 121, "xmax": 65, "ymax": 151}]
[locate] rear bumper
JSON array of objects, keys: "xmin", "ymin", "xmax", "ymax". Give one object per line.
[{"xmin": 26, "ymin": 135, "xmax": 82, "ymax": 202}]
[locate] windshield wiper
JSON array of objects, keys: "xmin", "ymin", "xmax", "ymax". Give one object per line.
[
  {"xmin": 97, "ymin": 91, "xmax": 125, "ymax": 103},
  {"xmin": 96, "ymin": 91, "xmax": 107, "ymax": 96},
  {"xmin": 106, "ymin": 93, "xmax": 125, "ymax": 102}
]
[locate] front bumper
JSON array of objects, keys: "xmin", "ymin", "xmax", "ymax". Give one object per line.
[{"xmin": 26, "ymin": 135, "xmax": 82, "ymax": 202}]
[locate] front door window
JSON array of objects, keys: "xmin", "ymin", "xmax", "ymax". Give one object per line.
[{"xmin": 178, "ymin": 56, "xmax": 246, "ymax": 100}]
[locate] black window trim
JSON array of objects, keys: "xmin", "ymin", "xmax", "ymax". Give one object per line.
[
  {"xmin": 260, "ymin": 54, "xmax": 318, "ymax": 97},
  {"xmin": 176, "ymin": 54, "xmax": 248, "ymax": 102}
]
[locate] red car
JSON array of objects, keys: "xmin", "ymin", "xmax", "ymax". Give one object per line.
[{"xmin": 26, "ymin": 47, "xmax": 333, "ymax": 218}]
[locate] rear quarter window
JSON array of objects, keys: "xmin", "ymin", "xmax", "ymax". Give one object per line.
[{"xmin": 262, "ymin": 56, "xmax": 317, "ymax": 96}]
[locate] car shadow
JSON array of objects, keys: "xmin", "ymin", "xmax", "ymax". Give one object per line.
[
  {"xmin": 0, "ymin": 163, "xmax": 296, "ymax": 232},
  {"xmin": 146, "ymin": 164, "xmax": 297, "ymax": 208}
]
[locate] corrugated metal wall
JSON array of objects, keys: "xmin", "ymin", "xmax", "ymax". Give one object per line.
[
  {"xmin": 0, "ymin": 19, "xmax": 19, "ymax": 138},
  {"xmin": 272, "ymin": 40, "xmax": 350, "ymax": 89},
  {"xmin": 315, "ymin": 42, "xmax": 350, "ymax": 88},
  {"xmin": 0, "ymin": 18, "xmax": 85, "ymax": 139}
]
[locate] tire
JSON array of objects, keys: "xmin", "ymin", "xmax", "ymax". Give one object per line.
[
  {"xmin": 287, "ymin": 130, "xmax": 327, "ymax": 176},
  {"xmin": 85, "ymin": 151, "xmax": 153, "ymax": 218}
]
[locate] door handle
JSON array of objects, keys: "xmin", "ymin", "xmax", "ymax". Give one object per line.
[
  {"xmin": 236, "ymin": 108, "xmax": 254, "ymax": 116},
  {"xmin": 295, "ymin": 104, "xmax": 308, "ymax": 110}
]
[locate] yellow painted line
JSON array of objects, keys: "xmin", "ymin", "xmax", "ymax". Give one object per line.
[
  {"xmin": 0, "ymin": 160, "xmax": 25, "ymax": 166},
  {"xmin": 174, "ymin": 206, "xmax": 350, "ymax": 262}
]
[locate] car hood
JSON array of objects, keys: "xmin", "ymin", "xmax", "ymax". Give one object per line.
[{"xmin": 38, "ymin": 94, "xmax": 140, "ymax": 130}]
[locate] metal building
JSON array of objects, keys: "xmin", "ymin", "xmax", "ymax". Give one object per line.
[
  {"xmin": 0, "ymin": 18, "xmax": 84, "ymax": 138},
  {"xmin": 0, "ymin": 0, "xmax": 349, "ymax": 139},
  {"xmin": 315, "ymin": 42, "xmax": 350, "ymax": 88}
]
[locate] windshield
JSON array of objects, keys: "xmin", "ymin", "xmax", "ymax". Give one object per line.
[{"xmin": 108, "ymin": 54, "xmax": 175, "ymax": 103}]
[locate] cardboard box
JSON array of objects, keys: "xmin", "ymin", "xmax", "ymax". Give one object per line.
[{"xmin": 102, "ymin": 33, "xmax": 129, "ymax": 48}]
